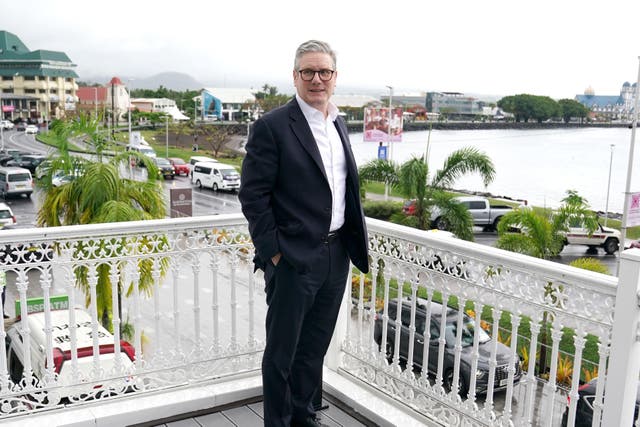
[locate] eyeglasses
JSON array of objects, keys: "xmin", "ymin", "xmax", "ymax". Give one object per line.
[{"xmin": 297, "ymin": 69, "xmax": 335, "ymax": 82}]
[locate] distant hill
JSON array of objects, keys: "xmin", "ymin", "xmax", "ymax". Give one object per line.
[
  {"xmin": 79, "ymin": 71, "xmax": 205, "ymax": 91},
  {"xmin": 134, "ymin": 72, "xmax": 204, "ymax": 91}
]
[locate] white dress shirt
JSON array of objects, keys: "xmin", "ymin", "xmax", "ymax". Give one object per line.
[{"xmin": 296, "ymin": 94, "xmax": 347, "ymax": 232}]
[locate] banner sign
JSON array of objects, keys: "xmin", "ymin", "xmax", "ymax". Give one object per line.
[
  {"xmin": 170, "ymin": 187, "xmax": 193, "ymax": 218},
  {"xmin": 15, "ymin": 295, "xmax": 69, "ymax": 316},
  {"xmin": 626, "ymin": 191, "xmax": 640, "ymax": 227},
  {"xmin": 363, "ymin": 107, "xmax": 403, "ymax": 142},
  {"xmin": 2, "ymin": 105, "xmax": 14, "ymax": 112}
]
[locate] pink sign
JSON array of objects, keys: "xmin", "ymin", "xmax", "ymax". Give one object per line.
[
  {"xmin": 2, "ymin": 106, "xmax": 14, "ymax": 112},
  {"xmin": 363, "ymin": 107, "xmax": 403, "ymax": 142}
]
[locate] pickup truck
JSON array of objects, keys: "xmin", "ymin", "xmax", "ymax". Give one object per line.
[{"xmin": 431, "ymin": 196, "xmax": 513, "ymax": 231}]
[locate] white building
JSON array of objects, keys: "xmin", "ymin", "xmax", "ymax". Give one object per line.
[{"xmin": 131, "ymin": 97, "xmax": 189, "ymax": 121}]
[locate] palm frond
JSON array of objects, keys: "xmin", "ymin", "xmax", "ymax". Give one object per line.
[{"xmin": 431, "ymin": 147, "xmax": 495, "ymax": 189}]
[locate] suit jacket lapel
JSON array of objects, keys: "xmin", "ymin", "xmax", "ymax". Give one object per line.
[
  {"xmin": 288, "ymin": 99, "xmax": 328, "ymax": 182},
  {"xmin": 334, "ymin": 116, "xmax": 358, "ymax": 186}
]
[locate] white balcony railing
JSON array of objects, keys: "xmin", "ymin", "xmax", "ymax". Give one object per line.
[{"xmin": 0, "ymin": 215, "xmax": 638, "ymax": 427}]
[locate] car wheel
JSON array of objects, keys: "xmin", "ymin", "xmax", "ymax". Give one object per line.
[
  {"xmin": 604, "ymin": 238, "xmax": 619, "ymax": 255},
  {"xmin": 213, "ymin": 183, "xmax": 218, "ymax": 192},
  {"xmin": 435, "ymin": 217, "xmax": 448, "ymax": 231},
  {"xmin": 196, "ymin": 179, "xmax": 203, "ymax": 189},
  {"xmin": 492, "ymin": 216, "xmax": 502, "ymax": 231},
  {"xmin": 444, "ymin": 369, "xmax": 468, "ymax": 397}
]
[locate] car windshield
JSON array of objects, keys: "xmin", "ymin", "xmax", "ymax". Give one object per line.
[
  {"xmin": 171, "ymin": 158, "xmax": 185, "ymax": 165},
  {"xmin": 221, "ymin": 169, "xmax": 238, "ymax": 177},
  {"xmin": 0, "ymin": 211, "xmax": 11, "ymax": 219},
  {"xmin": 445, "ymin": 315, "xmax": 491, "ymax": 347},
  {"xmin": 156, "ymin": 158, "xmax": 171, "ymax": 166}
]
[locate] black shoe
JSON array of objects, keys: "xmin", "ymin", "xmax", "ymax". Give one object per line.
[
  {"xmin": 3, "ymin": 314, "xmax": 8, "ymax": 319},
  {"xmin": 291, "ymin": 416, "xmax": 328, "ymax": 427}
]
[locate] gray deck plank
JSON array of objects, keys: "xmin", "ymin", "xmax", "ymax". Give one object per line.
[
  {"xmin": 164, "ymin": 418, "xmax": 203, "ymax": 426},
  {"xmin": 220, "ymin": 406, "xmax": 263, "ymax": 426},
  {"xmin": 194, "ymin": 411, "xmax": 237, "ymax": 426}
]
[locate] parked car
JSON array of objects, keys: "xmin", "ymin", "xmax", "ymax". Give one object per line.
[
  {"xmin": 430, "ymin": 196, "xmax": 513, "ymax": 231},
  {"xmin": 168, "ymin": 157, "xmax": 190, "ymax": 176},
  {"xmin": 153, "ymin": 157, "xmax": 175, "ymax": 180},
  {"xmin": 374, "ymin": 298, "xmax": 522, "ymax": 395},
  {"xmin": 25, "ymin": 124, "xmax": 39, "ymax": 134},
  {"xmin": 562, "ymin": 223, "xmax": 620, "ymax": 255},
  {"xmin": 5, "ymin": 154, "xmax": 47, "ymax": 174},
  {"xmin": 6, "ymin": 304, "xmax": 136, "ymax": 400},
  {"xmin": 0, "ymin": 166, "xmax": 33, "ymax": 198},
  {"xmin": 0, "ymin": 120, "xmax": 14, "ymax": 130},
  {"xmin": 14, "ymin": 122, "xmax": 26, "ymax": 132},
  {"xmin": 560, "ymin": 378, "xmax": 640, "ymax": 426},
  {"xmin": 402, "ymin": 199, "xmax": 417, "ymax": 215},
  {"xmin": 0, "ymin": 202, "xmax": 16, "ymax": 228}
]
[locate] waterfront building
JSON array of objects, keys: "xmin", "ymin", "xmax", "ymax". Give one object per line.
[
  {"xmin": 574, "ymin": 82, "xmax": 637, "ymax": 121},
  {"xmin": 130, "ymin": 97, "xmax": 189, "ymax": 121},
  {"xmin": 426, "ymin": 91, "xmax": 484, "ymax": 119},
  {"xmin": 0, "ymin": 30, "xmax": 78, "ymax": 122}
]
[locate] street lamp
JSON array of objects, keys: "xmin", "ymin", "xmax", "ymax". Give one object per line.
[
  {"xmin": 384, "ymin": 85, "xmax": 393, "ymax": 200},
  {"xmin": 604, "ymin": 144, "xmax": 615, "ymax": 226},
  {"xmin": 127, "ymin": 79, "xmax": 134, "ymax": 145},
  {"xmin": 165, "ymin": 115, "xmax": 169, "ymax": 158}
]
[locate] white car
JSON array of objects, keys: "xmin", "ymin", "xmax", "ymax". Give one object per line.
[
  {"xmin": 562, "ymin": 223, "xmax": 620, "ymax": 254},
  {"xmin": 6, "ymin": 303, "xmax": 136, "ymax": 400},
  {"xmin": 0, "ymin": 120, "xmax": 14, "ymax": 130},
  {"xmin": 0, "ymin": 202, "xmax": 16, "ymax": 227},
  {"xmin": 25, "ymin": 124, "xmax": 39, "ymax": 134}
]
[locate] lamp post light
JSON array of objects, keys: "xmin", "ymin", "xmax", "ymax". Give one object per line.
[
  {"xmin": 604, "ymin": 144, "xmax": 615, "ymax": 227},
  {"xmin": 165, "ymin": 115, "xmax": 169, "ymax": 158}
]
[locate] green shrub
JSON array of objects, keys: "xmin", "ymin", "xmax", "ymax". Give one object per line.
[
  {"xmin": 569, "ymin": 257, "xmax": 610, "ymax": 275},
  {"xmin": 363, "ymin": 200, "xmax": 402, "ymax": 220}
]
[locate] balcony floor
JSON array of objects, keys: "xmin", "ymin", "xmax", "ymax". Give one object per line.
[{"xmin": 139, "ymin": 395, "xmax": 372, "ymax": 427}]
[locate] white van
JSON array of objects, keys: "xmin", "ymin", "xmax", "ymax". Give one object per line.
[
  {"xmin": 0, "ymin": 166, "xmax": 33, "ymax": 198},
  {"xmin": 191, "ymin": 161, "xmax": 240, "ymax": 192},
  {"xmin": 6, "ymin": 299, "xmax": 135, "ymax": 399},
  {"xmin": 125, "ymin": 144, "xmax": 156, "ymax": 158},
  {"xmin": 188, "ymin": 155, "xmax": 218, "ymax": 177}
]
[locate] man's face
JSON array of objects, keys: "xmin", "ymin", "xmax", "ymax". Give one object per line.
[{"xmin": 293, "ymin": 52, "xmax": 337, "ymax": 114}]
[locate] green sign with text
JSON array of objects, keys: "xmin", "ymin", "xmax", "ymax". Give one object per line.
[{"xmin": 15, "ymin": 295, "xmax": 69, "ymax": 316}]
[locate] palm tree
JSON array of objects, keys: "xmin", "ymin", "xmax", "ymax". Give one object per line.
[
  {"xmin": 38, "ymin": 114, "xmax": 166, "ymax": 328},
  {"xmin": 495, "ymin": 190, "xmax": 599, "ymax": 376},
  {"xmin": 359, "ymin": 147, "xmax": 496, "ymax": 240}
]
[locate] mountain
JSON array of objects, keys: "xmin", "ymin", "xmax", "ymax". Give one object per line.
[
  {"xmin": 133, "ymin": 72, "xmax": 204, "ymax": 90},
  {"xmin": 79, "ymin": 71, "xmax": 205, "ymax": 91}
]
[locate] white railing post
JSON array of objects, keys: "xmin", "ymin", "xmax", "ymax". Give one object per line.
[
  {"xmin": 326, "ymin": 270, "xmax": 352, "ymax": 370},
  {"xmin": 602, "ymin": 248, "xmax": 640, "ymax": 426}
]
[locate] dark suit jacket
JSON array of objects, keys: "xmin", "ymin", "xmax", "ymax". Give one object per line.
[{"xmin": 239, "ymin": 98, "xmax": 369, "ymax": 275}]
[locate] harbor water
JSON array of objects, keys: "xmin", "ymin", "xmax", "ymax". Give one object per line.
[{"xmin": 350, "ymin": 127, "xmax": 639, "ymax": 214}]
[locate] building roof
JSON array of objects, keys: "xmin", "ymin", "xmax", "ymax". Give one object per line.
[
  {"xmin": 0, "ymin": 30, "xmax": 78, "ymax": 78},
  {"xmin": 203, "ymin": 88, "xmax": 256, "ymax": 104},
  {"xmin": 575, "ymin": 94, "xmax": 623, "ymax": 108},
  {"xmin": 331, "ymin": 94, "xmax": 379, "ymax": 108},
  {"xmin": 77, "ymin": 86, "xmax": 108, "ymax": 102}
]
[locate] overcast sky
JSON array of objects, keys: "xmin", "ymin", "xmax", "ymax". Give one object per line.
[{"xmin": 3, "ymin": 0, "xmax": 640, "ymax": 99}]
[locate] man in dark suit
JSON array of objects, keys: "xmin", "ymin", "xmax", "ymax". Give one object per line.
[{"xmin": 239, "ymin": 40, "xmax": 369, "ymax": 427}]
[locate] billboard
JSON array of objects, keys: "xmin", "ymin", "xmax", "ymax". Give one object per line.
[
  {"xmin": 202, "ymin": 90, "xmax": 222, "ymax": 120},
  {"xmin": 363, "ymin": 107, "xmax": 403, "ymax": 142}
]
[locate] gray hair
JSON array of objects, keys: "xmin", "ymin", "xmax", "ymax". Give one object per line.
[{"xmin": 294, "ymin": 40, "xmax": 336, "ymax": 70}]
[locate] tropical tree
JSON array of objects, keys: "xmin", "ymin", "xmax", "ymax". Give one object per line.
[
  {"xmin": 359, "ymin": 147, "xmax": 495, "ymax": 240},
  {"xmin": 38, "ymin": 113, "xmax": 167, "ymax": 328},
  {"xmin": 558, "ymin": 99, "xmax": 589, "ymax": 124},
  {"xmin": 495, "ymin": 190, "xmax": 599, "ymax": 375}
]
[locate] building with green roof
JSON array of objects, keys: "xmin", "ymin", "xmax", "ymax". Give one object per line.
[{"xmin": 0, "ymin": 30, "xmax": 78, "ymax": 122}]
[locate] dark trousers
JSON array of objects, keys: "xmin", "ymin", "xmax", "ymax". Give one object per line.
[{"xmin": 261, "ymin": 237, "xmax": 349, "ymax": 427}]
